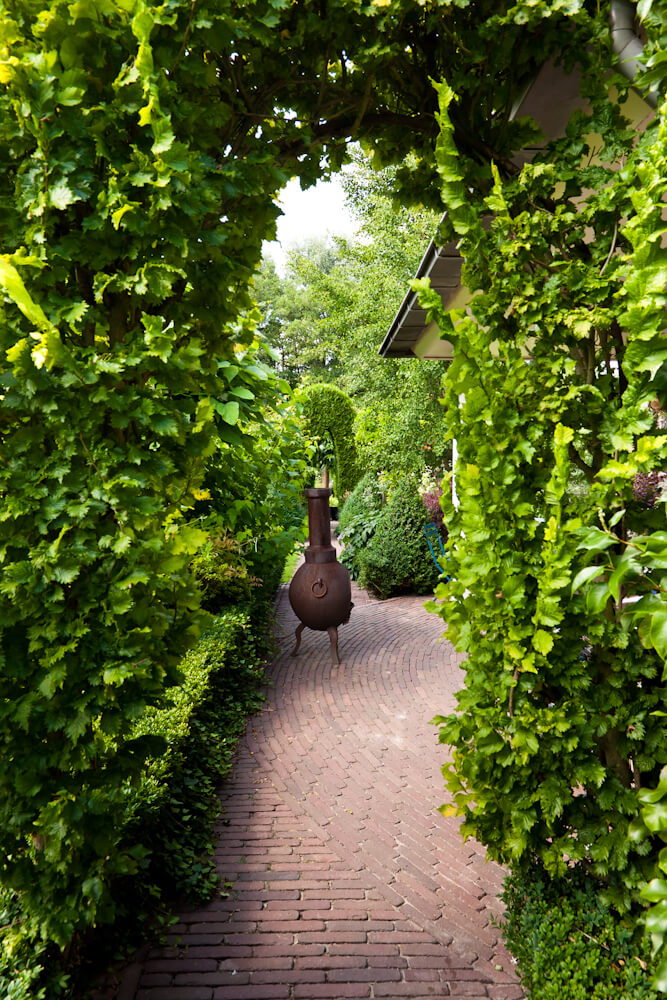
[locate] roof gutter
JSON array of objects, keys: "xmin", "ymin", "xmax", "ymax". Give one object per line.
[
  {"xmin": 609, "ymin": 0, "xmax": 657, "ymax": 108},
  {"xmin": 378, "ymin": 237, "xmax": 441, "ymax": 359}
]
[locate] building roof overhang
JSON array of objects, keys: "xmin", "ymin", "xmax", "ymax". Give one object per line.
[{"xmin": 379, "ymin": 10, "xmax": 656, "ymax": 361}]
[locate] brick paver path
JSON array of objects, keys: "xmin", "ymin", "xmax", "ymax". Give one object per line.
[{"xmin": 101, "ymin": 579, "xmax": 524, "ymax": 1000}]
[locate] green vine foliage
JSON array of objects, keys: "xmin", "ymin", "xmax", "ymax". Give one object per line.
[
  {"xmin": 569, "ymin": 7, "xmax": 667, "ymax": 982},
  {"xmin": 1, "ymin": 0, "xmax": 664, "ymax": 978},
  {"xmin": 416, "ymin": 3, "xmax": 667, "ymax": 981},
  {"xmin": 298, "ymin": 382, "xmax": 359, "ymax": 496},
  {"xmin": 0, "ymin": 0, "xmax": 307, "ymax": 958}
]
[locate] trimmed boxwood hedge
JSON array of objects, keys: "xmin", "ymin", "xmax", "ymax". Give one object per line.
[
  {"xmin": 500, "ymin": 863, "xmax": 658, "ymax": 1000},
  {"xmin": 0, "ymin": 605, "xmax": 269, "ymax": 1000}
]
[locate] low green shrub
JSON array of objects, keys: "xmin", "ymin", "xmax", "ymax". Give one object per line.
[
  {"xmin": 0, "ymin": 608, "xmax": 267, "ymax": 1000},
  {"xmin": 338, "ymin": 472, "xmax": 384, "ymax": 530},
  {"xmin": 247, "ymin": 535, "xmax": 295, "ymax": 621},
  {"xmin": 337, "ymin": 472, "xmax": 385, "ymax": 579},
  {"xmin": 121, "ymin": 609, "xmax": 266, "ymax": 901},
  {"xmin": 357, "ymin": 478, "xmax": 442, "ymax": 599},
  {"xmin": 338, "ymin": 512, "xmax": 383, "ymax": 581},
  {"xmin": 501, "ymin": 864, "xmax": 658, "ymax": 1000},
  {"xmin": 191, "ymin": 531, "xmax": 261, "ymax": 610},
  {"xmin": 0, "ymin": 891, "xmax": 51, "ymax": 1000}
]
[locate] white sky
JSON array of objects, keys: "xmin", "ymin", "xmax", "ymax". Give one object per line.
[{"xmin": 263, "ymin": 175, "xmax": 358, "ymax": 274}]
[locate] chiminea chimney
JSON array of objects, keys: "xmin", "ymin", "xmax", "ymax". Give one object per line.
[{"xmin": 288, "ymin": 488, "xmax": 353, "ymax": 664}]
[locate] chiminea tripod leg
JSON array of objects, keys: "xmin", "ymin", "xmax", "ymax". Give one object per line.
[
  {"xmin": 291, "ymin": 622, "xmax": 305, "ymax": 657},
  {"xmin": 327, "ymin": 626, "xmax": 339, "ymax": 664}
]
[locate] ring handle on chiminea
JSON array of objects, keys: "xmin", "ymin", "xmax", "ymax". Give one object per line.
[{"xmin": 311, "ymin": 578, "xmax": 328, "ymax": 598}]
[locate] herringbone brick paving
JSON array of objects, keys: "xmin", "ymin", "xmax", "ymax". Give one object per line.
[{"xmin": 99, "ymin": 577, "xmax": 524, "ymax": 1000}]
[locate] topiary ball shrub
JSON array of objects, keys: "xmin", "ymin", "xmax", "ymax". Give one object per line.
[
  {"xmin": 357, "ymin": 478, "xmax": 442, "ymax": 600},
  {"xmin": 299, "ymin": 383, "xmax": 360, "ymax": 495},
  {"xmin": 500, "ymin": 863, "xmax": 658, "ymax": 1000}
]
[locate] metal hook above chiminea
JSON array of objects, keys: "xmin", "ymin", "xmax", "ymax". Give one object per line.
[{"xmin": 288, "ymin": 487, "xmax": 353, "ymax": 664}]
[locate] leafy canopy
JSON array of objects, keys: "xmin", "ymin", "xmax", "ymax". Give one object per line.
[{"xmin": 1, "ymin": 0, "xmax": 661, "ymax": 983}]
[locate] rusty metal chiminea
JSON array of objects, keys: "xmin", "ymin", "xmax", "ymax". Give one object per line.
[{"xmin": 288, "ymin": 487, "xmax": 353, "ymax": 664}]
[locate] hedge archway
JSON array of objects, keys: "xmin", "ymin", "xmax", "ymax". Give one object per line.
[{"xmin": 299, "ymin": 384, "xmax": 359, "ymax": 497}]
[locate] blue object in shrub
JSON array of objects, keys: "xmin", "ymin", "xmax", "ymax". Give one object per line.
[{"xmin": 423, "ymin": 522, "xmax": 447, "ymax": 574}]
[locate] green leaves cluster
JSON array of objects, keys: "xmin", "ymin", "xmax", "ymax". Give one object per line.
[
  {"xmin": 2, "ymin": 0, "xmax": 661, "ymax": 982},
  {"xmin": 356, "ymin": 476, "xmax": 441, "ymax": 600},
  {"xmin": 418, "ymin": 1, "xmax": 667, "ymax": 984},
  {"xmin": 337, "ymin": 471, "xmax": 386, "ymax": 580},
  {"xmin": 501, "ymin": 863, "xmax": 659, "ymax": 998}
]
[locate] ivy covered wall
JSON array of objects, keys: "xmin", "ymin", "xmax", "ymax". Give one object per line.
[{"xmin": 416, "ymin": 6, "xmax": 667, "ymax": 987}]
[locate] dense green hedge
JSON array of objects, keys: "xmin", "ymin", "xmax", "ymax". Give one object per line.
[
  {"xmin": 501, "ymin": 865, "xmax": 658, "ymax": 999},
  {"xmin": 0, "ymin": 603, "xmax": 269, "ymax": 1000},
  {"xmin": 358, "ymin": 478, "xmax": 441, "ymax": 600}
]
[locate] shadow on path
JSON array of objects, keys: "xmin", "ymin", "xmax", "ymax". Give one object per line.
[{"xmin": 96, "ymin": 584, "xmax": 524, "ymax": 1000}]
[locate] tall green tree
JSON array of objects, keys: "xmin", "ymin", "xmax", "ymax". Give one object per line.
[
  {"xmin": 256, "ymin": 149, "xmax": 449, "ymax": 477},
  {"xmin": 254, "ymin": 238, "xmax": 343, "ymax": 385}
]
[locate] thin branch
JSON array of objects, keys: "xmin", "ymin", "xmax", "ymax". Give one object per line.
[
  {"xmin": 271, "ymin": 109, "xmax": 439, "ymax": 165},
  {"xmin": 79, "ymin": 432, "xmax": 106, "ymax": 482},
  {"xmin": 315, "ymin": 47, "xmax": 331, "ymax": 117},
  {"xmin": 351, "ymin": 73, "xmax": 375, "ymax": 136},
  {"xmin": 599, "ymin": 220, "xmax": 619, "ymax": 276},
  {"xmin": 169, "ymin": 0, "xmax": 197, "ymax": 77}
]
